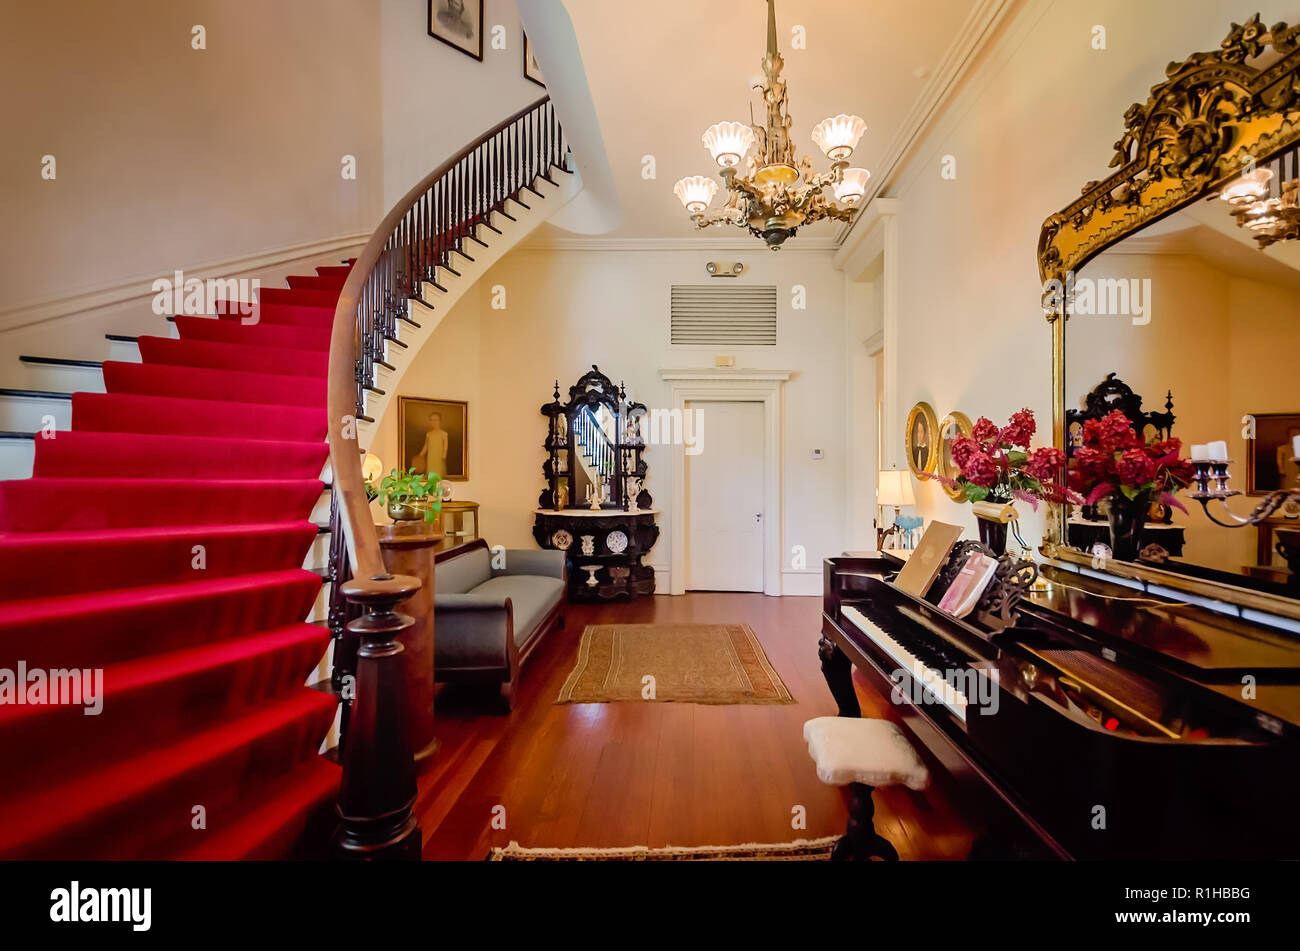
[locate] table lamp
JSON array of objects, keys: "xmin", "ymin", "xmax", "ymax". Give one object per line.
[{"xmin": 877, "ymin": 468, "xmax": 915, "ymax": 550}]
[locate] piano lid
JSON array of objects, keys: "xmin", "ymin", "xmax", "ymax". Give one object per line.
[{"xmin": 1024, "ymin": 565, "xmax": 1300, "ymax": 680}]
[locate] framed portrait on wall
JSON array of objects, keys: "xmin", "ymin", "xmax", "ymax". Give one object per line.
[
  {"xmin": 905, "ymin": 401, "xmax": 939, "ymax": 479},
  {"xmin": 524, "ymin": 31, "xmax": 545, "ymax": 86},
  {"xmin": 1246, "ymin": 412, "xmax": 1300, "ymax": 493},
  {"xmin": 428, "ymin": 0, "xmax": 483, "ymax": 62},
  {"xmin": 399, "ymin": 396, "xmax": 469, "ymax": 482},
  {"xmin": 936, "ymin": 410, "xmax": 973, "ymax": 500}
]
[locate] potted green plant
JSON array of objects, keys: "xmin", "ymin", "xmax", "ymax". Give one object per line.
[{"xmin": 372, "ymin": 467, "xmax": 443, "ymax": 524}]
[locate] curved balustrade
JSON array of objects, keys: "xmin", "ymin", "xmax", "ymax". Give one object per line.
[
  {"xmin": 325, "ymin": 96, "xmax": 568, "ymax": 858},
  {"xmin": 574, "ymin": 404, "xmax": 616, "ymax": 490}
]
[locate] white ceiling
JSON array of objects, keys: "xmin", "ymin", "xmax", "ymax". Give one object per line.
[{"xmin": 544, "ymin": 0, "xmax": 982, "ymax": 241}]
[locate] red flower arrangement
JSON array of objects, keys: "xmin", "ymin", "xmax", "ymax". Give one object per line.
[
  {"xmin": 1067, "ymin": 409, "xmax": 1194, "ymax": 510},
  {"xmin": 938, "ymin": 408, "xmax": 1079, "ymax": 508}
]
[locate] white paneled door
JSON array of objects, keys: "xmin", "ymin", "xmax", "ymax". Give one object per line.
[{"xmin": 685, "ymin": 400, "xmax": 764, "ymax": 591}]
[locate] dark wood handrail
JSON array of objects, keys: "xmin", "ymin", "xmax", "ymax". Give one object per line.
[
  {"xmin": 327, "ymin": 94, "xmax": 555, "ymax": 583},
  {"xmin": 324, "ymin": 95, "xmax": 566, "ymax": 858}
]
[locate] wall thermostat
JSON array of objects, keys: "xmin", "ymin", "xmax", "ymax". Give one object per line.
[{"xmin": 706, "ymin": 261, "xmax": 745, "ymax": 277}]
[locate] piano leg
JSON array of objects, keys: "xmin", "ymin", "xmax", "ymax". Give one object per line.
[
  {"xmin": 831, "ymin": 783, "xmax": 899, "ymax": 862},
  {"xmin": 818, "ymin": 635, "xmax": 861, "ymax": 718}
]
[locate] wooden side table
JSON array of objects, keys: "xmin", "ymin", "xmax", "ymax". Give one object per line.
[{"xmin": 438, "ymin": 500, "xmax": 480, "ymax": 545}]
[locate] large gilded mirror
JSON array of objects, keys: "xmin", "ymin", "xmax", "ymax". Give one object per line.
[{"xmin": 1037, "ymin": 15, "xmax": 1300, "ymax": 616}]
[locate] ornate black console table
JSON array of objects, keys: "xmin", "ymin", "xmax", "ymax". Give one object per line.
[{"xmin": 532, "ymin": 508, "xmax": 659, "ymax": 602}]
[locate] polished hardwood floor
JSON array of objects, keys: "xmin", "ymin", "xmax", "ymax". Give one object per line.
[{"xmin": 416, "ymin": 592, "xmax": 980, "ymax": 860}]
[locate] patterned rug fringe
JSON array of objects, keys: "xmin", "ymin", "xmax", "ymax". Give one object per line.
[{"xmin": 488, "ymin": 836, "xmax": 839, "ymax": 861}]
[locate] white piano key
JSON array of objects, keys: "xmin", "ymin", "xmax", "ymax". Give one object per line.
[{"xmin": 843, "ymin": 605, "xmax": 968, "ymax": 721}]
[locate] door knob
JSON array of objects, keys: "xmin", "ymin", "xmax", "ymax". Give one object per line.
[{"xmin": 755, "ymin": 513, "xmax": 762, "ymax": 522}]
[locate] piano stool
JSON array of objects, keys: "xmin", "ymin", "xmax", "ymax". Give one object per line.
[{"xmin": 803, "ymin": 717, "xmax": 930, "ymax": 862}]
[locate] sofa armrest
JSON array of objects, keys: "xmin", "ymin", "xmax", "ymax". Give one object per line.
[
  {"xmin": 491, "ymin": 548, "xmax": 566, "ymax": 581},
  {"xmin": 434, "ymin": 593, "xmax": 514, "ymax": 672}
]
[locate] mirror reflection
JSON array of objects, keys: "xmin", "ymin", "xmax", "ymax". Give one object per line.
[
  {"xmin": 569, "ymin": 402, "xmax": 618, "ymax": 508},
  {"xmin": 1067, "ymin": 190, "xmax": 1300, "ymax": 594}
]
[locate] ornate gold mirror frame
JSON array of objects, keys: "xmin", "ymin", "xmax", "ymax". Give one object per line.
[{"xmin": 1036, "ymin": 15, "xmax": 1300, "ymax": 618}]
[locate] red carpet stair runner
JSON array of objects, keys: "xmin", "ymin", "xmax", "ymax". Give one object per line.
[{"xmin": 0, "ymin": 267, "xmax": 355, "ymax": 859}]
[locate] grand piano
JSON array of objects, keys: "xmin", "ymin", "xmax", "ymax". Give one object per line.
[{"xmin": 821, "ymin": 546, "xmax": 1300, "ymax": 860}]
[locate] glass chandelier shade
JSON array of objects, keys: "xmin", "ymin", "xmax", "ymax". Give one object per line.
[
  {"xmin": 833, "ymin": 167, "xmax": 871, "ymax": 205},
  {"xmin": 673, "ymin": 175, "xmax": 718, "ymax": 214},
  {"xmin": 701, "ymin": 121, "xmax": 756, "ymax": 169},
  {"xmin": 811, "ymin": 114, "xmax": 867, "ymax": 161}
]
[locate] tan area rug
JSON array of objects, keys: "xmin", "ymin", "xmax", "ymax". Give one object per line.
[
  {"xmin": 555, "ymin": 623, "xmax": 794, "ymax": 705},
  {"xmin": 488, "ymin": 837, "xmax": 837, "ymax": 861}
]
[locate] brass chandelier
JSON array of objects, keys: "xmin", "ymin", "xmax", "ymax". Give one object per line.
[{"xmin": 673, "ymin": 0, "xmax": 869, "ymax": 249}]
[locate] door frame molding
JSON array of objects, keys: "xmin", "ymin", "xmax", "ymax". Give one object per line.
[{"xmin": 660, "ymin": 369, "xmax": 790, "ymax": 596}]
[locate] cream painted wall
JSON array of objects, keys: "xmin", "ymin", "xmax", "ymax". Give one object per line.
[
  {"xmin": 380, "ymin": 0, "xmax": 543, "ymax": 209},
  {"xmin": 882, "ymin": 0, "xmax": 1300, "ymax": 547},
  {"xmin": 844, "ymin": 276, "xmax": 880, "ymax": 550},
  {"xmin": 1072, "ymin": 253, "xmax": 1235, "ymax": 571},
  {"xmin": 369, "ymin": 284, "xmax": 486, "ymax": 505},
  {"xmin": 1225, "ymin": 277, "xmax": 1300, "ymax": 570},
  {"xmin": 372, "ymin": 245, "xmax": 849, "ymax": 593},
  {"xmin": 1, "ymin": 0, "xmax": 384, "ymax": 314}
]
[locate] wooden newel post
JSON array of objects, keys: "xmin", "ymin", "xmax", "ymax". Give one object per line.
[{"xmin": 333, "ymin": 573, "xmax": 423, "ymax": 860}]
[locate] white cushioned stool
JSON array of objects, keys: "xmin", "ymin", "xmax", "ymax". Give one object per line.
[{"xmin": 803, "ymin": 716, "xmax": 930, "ymax": 861}]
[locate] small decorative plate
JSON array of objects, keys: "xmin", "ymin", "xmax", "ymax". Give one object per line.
[
  {"xmin": 606, "ymin": 529, "xmax": 628, "ymax": 554},
  {"xmin": 551, "ymin": 529, "xmax": 573, "ymax": 551}
]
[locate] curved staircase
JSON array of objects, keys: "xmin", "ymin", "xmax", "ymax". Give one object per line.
[
  {"xmin": 0, "ymin": 96, "xmax": 580, "ymax": 859},
  {"xmin": 0, "ymin": 270, "xmax": 350, "ymax": 860}
]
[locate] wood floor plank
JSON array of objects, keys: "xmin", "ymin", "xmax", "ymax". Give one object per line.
[{"xmin": 418, "ymin": 592, "xmax": 978, "ymax": 860}]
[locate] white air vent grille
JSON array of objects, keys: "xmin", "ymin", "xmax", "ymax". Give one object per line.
[{"xmin": 670, "ymin": 284, "xmax": 777, "ymax": 346}]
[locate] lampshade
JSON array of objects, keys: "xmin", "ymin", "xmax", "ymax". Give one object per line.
[
  {"xmin": 877, "ymin": 468, "xmax": 915, "ymax": 507},
  {"xmin": 1245, "ymin": 197, "xmax": 1283, "ymax": 231},
  {"xmin": 701, "ymin": 121, "xmax": 756, "ymax": 169},
  {"xmin": 833, "ymin": 167, "xmax": 871, "ymax": 205},
  {"xmin": 362, "ymin": 452, "xmax": 384, "ymax": 482},
  {"xmin": 673, "ymin": 175, "xmax": 718, "ymax": 213},
  {"xmin": 812, "ymin": 114, "xmax": 867, "ymax": 161},
  {"xmin": 1220, "ymin": 167, "xmax": 1272, "ymax": 206}
]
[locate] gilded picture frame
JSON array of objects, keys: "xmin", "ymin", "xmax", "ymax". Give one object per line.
[
  {"xmin": 905, "ymin": 402, "xmax": 939, "ymax": 479},
  {"xmin": 936, "ymin": 411, "xmax": 973, "ymax": 501},
  {"xmin": 398, "ymin": 396, "xmax": 469, "ymax": 482}
]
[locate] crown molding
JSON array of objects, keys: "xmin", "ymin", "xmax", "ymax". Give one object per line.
[
  {"xmin": 0, "ymin": 232, "xmax": 369, "ymax": 335},
  {"xmin": 835, "ymin": 0, "xmax": 1023, "ymax": 247},
  {"xmin": 519, "ymin": 235, "xmax": 839, "ymax": 252}
]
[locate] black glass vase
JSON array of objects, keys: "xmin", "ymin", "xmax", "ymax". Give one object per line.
[
  {"xmin": 976, "ymin": 516, "xmax": 1008, "ymax": 556},
  {"xmin": 1106, "ymin": 492, "xmax": 1149, "ymax": 562}
]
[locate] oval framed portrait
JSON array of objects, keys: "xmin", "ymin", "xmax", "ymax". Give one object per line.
[
  {"xmin": 905, "ymin": 401, "xmax": 940, "ymax": 479},
  {"xmin": 936, "ymin": 411, "xmax": 973, "ymax": 501}
]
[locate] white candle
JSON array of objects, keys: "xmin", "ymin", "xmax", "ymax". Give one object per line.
[
  {"xmin": 1190, "ymin": 444, "xmax": 1210, "ymax": 461},
  {"xmin": 1293, "ymin": 434, "xmax": 1300, "ymax": 459},
  {"xmin": 1207, "ymin": 440, "xmax": 1229, "ymax": 462}
]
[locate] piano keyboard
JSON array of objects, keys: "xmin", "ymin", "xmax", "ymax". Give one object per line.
[{"xmin": 843, "ymin": 605, "xmax": 969, "ymax": 722}]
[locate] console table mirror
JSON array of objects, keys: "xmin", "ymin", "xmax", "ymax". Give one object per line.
[{"xmin": 1037, "ymin": 15, "xmax": 1300, "ymax": 615}]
